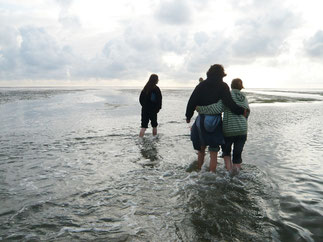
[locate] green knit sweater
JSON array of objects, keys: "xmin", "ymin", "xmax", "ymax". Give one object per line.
[{"xmin": 196, "ymin": 89, "xmax": 250, "ymax": 137}]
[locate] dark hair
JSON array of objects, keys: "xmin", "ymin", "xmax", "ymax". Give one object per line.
[
  {"xmin": 231, "ymin": 78, "xmax": 244, "ymax": 90},
  {"xmin": 143, "ymin": 74, "xmax": 159, "ymax": 94},
  {"xmin": 206, "ymin": 64, "xmax": 226, "ymax": 79}
]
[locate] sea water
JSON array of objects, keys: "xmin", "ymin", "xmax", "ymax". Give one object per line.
[{"xmin": 0, "ymin": 87, "xmax": 322, "ymax": 241}]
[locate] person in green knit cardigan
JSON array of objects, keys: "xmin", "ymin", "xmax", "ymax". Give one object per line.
[{"xmin": 196, "ymin": 78, "xmax": 250, "ymax": 173}]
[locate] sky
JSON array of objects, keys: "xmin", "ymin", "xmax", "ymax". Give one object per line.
[{"xmin": 0, "ymin": 0, "xmax": 323, "ymax": 88}]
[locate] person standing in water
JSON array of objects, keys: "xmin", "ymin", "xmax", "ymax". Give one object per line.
[
  {"xmin": 185, "ymin": 64, "xmax": 246, "ymax": 172},
  {"xmin": 139, "ymin": 74, "xmax": 162, "ymax": 137},
  {"xmin": 196, "ymin": 78, "xmax": 250, "ymax": 173}
]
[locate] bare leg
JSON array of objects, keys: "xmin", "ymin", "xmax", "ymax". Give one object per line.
[
  {"xmin": 152, "ymin": 127, "xmax": 157, "ymax": 136},
  {"xmin": 139, "ymin": 128, "xmax": 146, "ymax": 137},
  {"xmin": 197, "ymin": 146, "xmax": 206, "ymax": 170},
  {"xmin": 209, "ymin": 151, "xmax": 218, "ymax": 172},
  {"xmin": 233, "ymin": 163, "xmax": 241, "ymax": 171},
  {"xmin": 224, "ymin": 156, "xmax": 232, "ymax": 171}
]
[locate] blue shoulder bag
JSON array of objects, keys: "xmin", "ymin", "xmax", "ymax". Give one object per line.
[{"xmin": 201, "ymin": 114, "xmax": 222, "ymax": 133}]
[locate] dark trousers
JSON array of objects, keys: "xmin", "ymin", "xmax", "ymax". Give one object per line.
[
  {"xmin": 223, "ymin": 135, "xmax": 247, "ymax": 164},
  {"xmin": 141, "ymin": 109, "xmax": 158, "ymax": 128}
]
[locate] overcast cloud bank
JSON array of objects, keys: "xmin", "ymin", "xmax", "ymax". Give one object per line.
[{"xmin": 0, "ymin": 0, "xmax": 322, "ymax": 87}]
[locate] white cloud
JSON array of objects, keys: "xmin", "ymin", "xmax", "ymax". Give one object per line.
[{"xmin": 0, "ymin": 0, "xmax": 323, "ymax": 87}]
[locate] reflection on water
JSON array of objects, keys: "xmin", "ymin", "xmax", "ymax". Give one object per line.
[
  {"xmin": 139, "ymin": 137, "xmax": 159, "ymax": 161},
  {"xmin": 0, "ymin": 88, "xmax": 323, "ymax": 241},
  {"xmin": 185, "ymin": 160, "xmax": 199, "ymax": 172},
  {"xmin": 138, "ymin": 136, "xmax": 160, "ymax": 167}
]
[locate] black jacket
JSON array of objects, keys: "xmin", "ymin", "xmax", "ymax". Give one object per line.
[
  {"xmin": 185, "ymin": 77, "xmax": 244, "ymax": 121},
  {"xmin": 139, "ymin": 86, "xmax": 162, "ymax": 113}
]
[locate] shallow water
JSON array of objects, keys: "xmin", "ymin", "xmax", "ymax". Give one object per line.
[{"xmin": 0, "ymin": 87, "xmax": 322, "ymax": 241}]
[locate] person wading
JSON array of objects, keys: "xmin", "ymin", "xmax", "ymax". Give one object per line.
[
  {"xmin": 139, "ymin": 74, "xmax": 162, "ymax": 137},
  {"xmin": 185, "ymin": 64, "xmax": 247, "ymax": 172}
]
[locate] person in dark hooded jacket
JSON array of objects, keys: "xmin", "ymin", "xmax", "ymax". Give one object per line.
[
  {"xmin": 185, "ymin": 64, "xmax": 247, "ymax": 172},
  {"xmin": 139, "ymin": 74, "xmax": 162, "ymax": 137}
]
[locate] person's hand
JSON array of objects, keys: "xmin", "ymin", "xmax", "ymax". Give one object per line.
[
  {"xmin": 243, "ymin": 109, "xmax": 248, "ymax": 118},
  {"xmin": 186, "ymin": 118, "xmax": 190, "ymax": 123},
  {"xmin": 243, "ymin": 109, "xmax": 250, "ymax": 118}
]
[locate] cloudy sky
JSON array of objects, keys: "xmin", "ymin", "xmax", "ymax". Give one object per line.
[{"xmin": 0, "ymin": 0, "xmax": 323, "ymax": 88}]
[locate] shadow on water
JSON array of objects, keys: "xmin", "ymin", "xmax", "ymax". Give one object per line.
[
  {"xmin": 137, "ymin": 136, "xmax": 161, "ymax": 168},
  {"xmin": 185, "ymin": 160, "xmax": 199, "ymax": 173},
  {"xmin": 176, "ymin": 165, "xmax": 276, "ymax": 241}
]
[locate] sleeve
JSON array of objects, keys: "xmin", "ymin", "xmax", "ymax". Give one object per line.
[
  {"xmin": 245, "ymin": 95, "xmax": 250, "ymax": 118},
  {"xmin": 245, "ymin": 94, "xmax": 250, "ymax": 109},
  {"xmin": 139, "ymin": 90, "xmax": 145, "ymax": 106},
  {"xmin": 156, "ymin": 87, "xmax": 162, "ymax": 110},
  {"xmin": 221, "ymin": 84, "xmax": 244, "ymax": 115},
  {"xmin": 185, "ymin": 87, "xmax": 199, "ymax": 121},
  {"xmin": 196, "ymin": 100, "xmax": 224, "ymax": 114}
]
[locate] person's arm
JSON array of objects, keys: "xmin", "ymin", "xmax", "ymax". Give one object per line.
[
  {"xmin": 196, "ymin": 100, "xmax": 224, "ymax": 114},
  {"xmin": 245, "ymin": 95, "xmax": 250, "ymax": 118},
  {"xmin": 185, "ymin": 87, "xmax": 199, "ymax": 122},
  {"xmin": 221, "ymin": 84, "xmax": 244, "ymax": 115},
  {"xmin": 156, "ymin": 87, "xmax": 162, "ymax": 110},
  {"xmin": 246, "ymin": 109, "xmax": 250, "ymax": 118},
  {"xmin": 139, "ymin": 90, "xmax": 145, "ymax": 106}
]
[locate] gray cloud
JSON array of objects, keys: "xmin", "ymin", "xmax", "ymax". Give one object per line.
[
  {"xmin": 1, "ymin": 0, "xmax": 321, "ymax": 86},
  {"xmin": 194, "ymin": 32, "xmax": 209, "ymax": 46},
  {"xmin": 20, "ymin": 27, "xmax": 69, "ymax": 69},
  {"xmin": 186, "ymin": 32, "xmax": 230, "ymax": 74},
  {"xmin": 232, "ymin": 8, "xmax": 299, "ymax": 58},
  {"xmin": 59, "ymin": 15, "xmax": 81, "ymax": 29},
  {"xmin": 0, "ymin": 26, "xmax": 74, "ymax": 80},
  {"xmin": 72, "ymin": 21, "xmax": 193, "ymax": 81},
  {"xmin": 163, "ymin": 0, "xmax": 301, "ymax": 80},
  {"xmin": 123, "ymin": 25, "xmax": 157, "ymax": 52},
  {"xmin": 55, "ymin": 0, "xmax": 81, "ymax": 29},
  {"xmin": 0, "ymin": 26, "xmax": 20, "ymax": 73},
  {"xmin": 155, "ymin": 0, "xmax": 191, "ymax": 25},
  {"xmin": 158, "ymin": 31, "xmax": 189, "ymax": 54},
  {"xmin": 72, "ymin": 22, "xmax": 164, "ymax": 80},
  {"xmin": 55, "ymin": 0, "xmax": 74, "ymax": 7},
  {"xmin": 304, "ymin": 30, "xmax": 323, "ymax": 58}
]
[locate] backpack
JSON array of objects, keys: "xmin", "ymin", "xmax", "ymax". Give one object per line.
[{"xmin": 150, "ymin": 92, "xmax": 157, "ymax": 103}]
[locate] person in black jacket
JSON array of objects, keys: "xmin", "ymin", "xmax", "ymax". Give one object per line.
[
  {"xmin": 139, "ymin": 74, "xmax": 162, "ymax": 137},
  {"xmin": 185, "ymin": 64, "xmax": 246, "ymax": 172}
]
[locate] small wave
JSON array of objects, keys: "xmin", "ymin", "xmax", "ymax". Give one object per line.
[
  {"xmin": 9, "ymin": 201, "xmax": 46, "ymax": 220},
  {"xmin": 57, "ymin": 225, "xmax": 123, "ymax": 236},
  {"xmin": 100, "ymin": 217, "xmax": 123, "ymax": 222},
  {"xmin": 80, "ymin": 188, "xmax": 113, "ymax": 198},
  {"xmin": 166, "ymin": 120, "xmax": 182, "ymax": 124},
  {"xmin": 4, "ymin": 233, "xmax": 26, "ymax": 241},
  {"xmin": 0, "ymin": 209, "xmax": 16, "ymax": 217},
  {"xmin": 29, "ymin": 223, "xmax": 58, "ymax": 230},
  {"xmin": 104, "ymin": 102, "xmax": 126, "ymax": 109}
]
